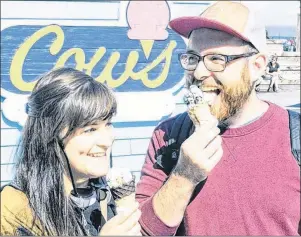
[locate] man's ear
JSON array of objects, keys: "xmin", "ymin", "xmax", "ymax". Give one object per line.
[{"xmin": 249, "ymin": 53, "xmax": 267, "ymax": 82}]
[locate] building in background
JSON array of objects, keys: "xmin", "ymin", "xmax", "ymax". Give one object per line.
[{"xmin": 0, "ymin": 1, "xmax": 211, "ymax": 186}]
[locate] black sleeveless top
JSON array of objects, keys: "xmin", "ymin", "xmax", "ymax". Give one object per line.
[{"xmin": 267, "ymin": 62, "xmax": 279, "ymax": 73}]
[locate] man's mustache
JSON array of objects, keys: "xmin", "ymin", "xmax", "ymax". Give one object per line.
[{"xmin": 189, "ymin": 76, "xmax": 223, "ymax": 91}]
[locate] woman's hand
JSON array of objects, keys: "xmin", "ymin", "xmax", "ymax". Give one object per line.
[{"xmin": 99, "ymin": 202, "xmax": 141, "ymax": 236}]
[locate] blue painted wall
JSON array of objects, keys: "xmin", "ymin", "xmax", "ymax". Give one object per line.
[{"xmin": 1, "ymin": 1, "xmax": 211, "ymax": 186}]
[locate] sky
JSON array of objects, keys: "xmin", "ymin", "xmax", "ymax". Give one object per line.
[{"xmin": 242, "ymin": 1, "xmax": 300, "ymax": 26}]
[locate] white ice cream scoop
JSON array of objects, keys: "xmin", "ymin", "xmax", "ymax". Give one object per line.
[{"xmin": 189, "ymin": 85, "xmax": 204, "ymax": 104}]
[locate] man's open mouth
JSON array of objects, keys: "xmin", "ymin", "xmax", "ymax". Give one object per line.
[
  {"xmin": 199, "ymin": 86, "xmax": 222, "ymax": 105},
  {"xmin": 201, "ymin": 86, "xmax": 221, "ymax": 95}
]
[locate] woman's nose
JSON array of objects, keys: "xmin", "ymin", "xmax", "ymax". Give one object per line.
[{"xmin": 95, "ymin": 127, "xmax": 115, "ymax": 148}]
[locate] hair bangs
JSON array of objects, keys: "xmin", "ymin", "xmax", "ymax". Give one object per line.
[{"xmin": 65, "ymin": 81, "xmax": 117, "ymax": 131}]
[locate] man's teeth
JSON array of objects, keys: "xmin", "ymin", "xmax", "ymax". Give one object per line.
[
  {"xmin": 194, "ymin": 85, "xmax": 220, "ymax": 104},
  {"xmin": 203, "ymin": 91, "xmax": 219, "ymax": 104},
  {"xmin": 88, "ymin": 153, "xmax": 106, "ymax": 157},
  {"xmin": 201, "ymin": 87, "xmax": 219, "ymax": 92}
]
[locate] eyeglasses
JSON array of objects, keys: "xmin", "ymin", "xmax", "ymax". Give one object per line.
[{"xmin": 178, "ymin": 51, "xmax": 258, "ymax": 72}]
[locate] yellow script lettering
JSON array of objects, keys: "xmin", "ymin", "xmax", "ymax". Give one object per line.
[
  {"xmin": 9, "ymin": 25, "xmax": 178, "ymax": 91},
  {"xmin": 10, "ymin": 25, "xmax": 64, "ymax": 92},
  {"xmin": 131, "ymin": 40, "xmax": 177, "ymax": 88},
  {"xmin": 95, "ymin": 51, "xmax": 139, "ymax": 88}
]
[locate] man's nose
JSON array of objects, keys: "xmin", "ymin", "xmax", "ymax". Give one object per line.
[{"xmin": 193, "ymin": 60, "xmax": 212, "ymax": 81}]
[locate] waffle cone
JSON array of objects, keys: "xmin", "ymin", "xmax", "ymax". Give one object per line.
[
  {"xmin": 188, "ymin": 102, "xmax": 214, "ymax": 126},
  {"xmin": 110, "ymin": 175, "xmax": 135, "ymax": 201}
]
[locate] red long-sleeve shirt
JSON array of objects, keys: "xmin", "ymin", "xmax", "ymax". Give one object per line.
[{"xmin": 136, "ymin": 103, "xmax": 300, "ymax": 235}]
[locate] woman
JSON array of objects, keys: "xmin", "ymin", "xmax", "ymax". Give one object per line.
[
  {"xmin": 266, "ymin": 55, "xmax": 280, "ymax": 92},
  {"xmin": 1, "ymin": 68, "xmax": 141, "ymax": 236}
]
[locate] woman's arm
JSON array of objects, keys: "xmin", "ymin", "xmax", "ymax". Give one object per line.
[
  {"xmin": 1, "ymin": 186, "xmax": 44, "ymax": 236},
  {"xmin": 266, "ymin": 66, "xmax": 272, "ymax": 76},
  {"xmin": 1, "ymin": 209, "xmax": 41, "ymax": 236}
]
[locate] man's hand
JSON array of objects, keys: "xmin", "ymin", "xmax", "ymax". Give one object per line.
[{"xmin": 173, "ymin": 119, "xmax": 223, "ymax": 185}]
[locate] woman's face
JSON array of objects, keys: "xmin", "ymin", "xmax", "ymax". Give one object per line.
[{"xmin": 63, "ymin": 119, "xmax": 114, "ymax": 181}]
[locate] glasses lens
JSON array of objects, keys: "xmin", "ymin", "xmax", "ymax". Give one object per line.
[
  {"xmin": 204, "ymin": 54, "xmax": 226, "ymax": 72},
  {"xmin": 180, "ymin": 53, "xmax": 199, "ymax": 71}
]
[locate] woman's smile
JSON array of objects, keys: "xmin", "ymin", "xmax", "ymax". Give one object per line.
[{"xmin": 87, "ymin": 152, "xmax": 107, "ymax": 158}]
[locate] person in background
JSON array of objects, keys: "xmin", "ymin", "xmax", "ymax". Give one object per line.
[
  {"xmin": 289, "ymin": 38, "xmax": 296, "ymax": 52},
  {"xmin": 266, "ymin": 55, "xmax": 280, "ymax": 92},
  {"xmin": 254, "ymin": 74, "xmax": 265, "ymax": 92},
  {"xmin": 1, "ymin": 68, "xmax": 141, "ymax": 236}
]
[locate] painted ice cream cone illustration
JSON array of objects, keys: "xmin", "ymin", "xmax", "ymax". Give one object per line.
[
  {"xmin": 184, "ymin": 85, "xmax": 217, "ymax": 126},
  {"xmin": 139, "ymin": 40, "xmax": 154, "ymax": 60},
  {"xmin": 126, "ymin": 1, "xmax": 170, "ymax": 59},
  {"xmin": 107, "ymin": 168, "xmax": 136, "ymax": 213}
]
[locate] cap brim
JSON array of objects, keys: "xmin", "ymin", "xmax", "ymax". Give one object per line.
[{"xmin": 169, "ymin": 16, "xmax": 250, "ymax": 42}]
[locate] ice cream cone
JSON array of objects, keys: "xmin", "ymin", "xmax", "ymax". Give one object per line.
[
  {"xmin": 140, "ymin": 40, "xmax": 154, "ymax": 59},
  {"xmin": 114, "ymin": 193, "xmax": 136, "ymax": 213},
  {"xmin": 184, "ymin": 85, "xmax": 217, "ymax": 126},
  {"xmin": 107, "ymin": 168, "xmax": 137, "ymax": 213}
]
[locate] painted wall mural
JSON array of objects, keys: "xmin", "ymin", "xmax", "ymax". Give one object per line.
[
  {"xmin": 1, "ymin": 0, "xmax": 213, "ymax": 184},
  {"xmin": 1, "ymin": 1, "xmax": 187, "ymax": 128}
]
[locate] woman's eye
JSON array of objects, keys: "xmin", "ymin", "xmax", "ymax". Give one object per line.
[
  {"xmin": 106, "ymin": 122, "xmax": 113, "ymax": 127},
  {"xmin": 84, "ymin": 127, "xmax": 97, "ymax": 133}
]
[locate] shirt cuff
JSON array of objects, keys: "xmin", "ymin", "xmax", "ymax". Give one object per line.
[{"xmin": 139, "ymin": 196, "xmax": 179, "ymax": 236}]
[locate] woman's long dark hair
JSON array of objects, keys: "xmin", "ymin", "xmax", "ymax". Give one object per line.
[{"xmin": 13, "ymin": 67, "xmax": 117, "ymax": 235}]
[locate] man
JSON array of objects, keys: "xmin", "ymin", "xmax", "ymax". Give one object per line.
[{"xmin": 135, "ymin": 1, "xmax": 300, "ymax": 236}]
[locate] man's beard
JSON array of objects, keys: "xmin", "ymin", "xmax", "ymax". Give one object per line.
[{"xmin": 187, "ymin": 64, "xmax": 255, "ymax": 125}]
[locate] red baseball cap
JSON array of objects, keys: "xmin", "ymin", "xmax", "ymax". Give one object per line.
[{"xmin": 169, "ymin": 1, "xmax": 267, "ymax": 53}]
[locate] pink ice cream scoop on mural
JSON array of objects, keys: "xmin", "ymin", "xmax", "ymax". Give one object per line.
[{"xmin": 127, "ymin": 1, "xmax": 170, "ymax": 40}]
